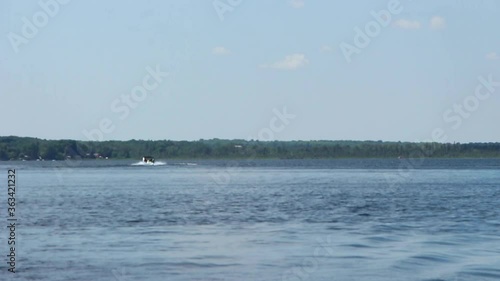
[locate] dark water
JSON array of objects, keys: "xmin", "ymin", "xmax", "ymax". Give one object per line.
[{"xmin": 1, "ymin": 159, "xmax": 499, "ymax": 281}]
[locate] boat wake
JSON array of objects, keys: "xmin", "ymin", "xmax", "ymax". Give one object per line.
[
  {"xmin": 176, "ymin": 162, "xmax": 198, "ymax": 166},
  {"xmin": 131, "ymin": 161, "xmax": 167, "ymax": 166}
]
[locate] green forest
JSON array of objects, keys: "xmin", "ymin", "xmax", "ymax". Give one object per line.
[{"xmin": 0, "ymin": 136, "xmax": 499, "ymax": 161}]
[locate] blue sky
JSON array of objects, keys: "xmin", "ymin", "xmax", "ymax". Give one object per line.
[{"xmin": 1, "ymin": 0, "xmax": 499, "ymax": 142}]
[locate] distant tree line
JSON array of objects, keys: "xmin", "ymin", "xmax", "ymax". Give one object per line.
[{"xmin": 0, "ymin": 136, "xmax": 499, "ymax": 161}]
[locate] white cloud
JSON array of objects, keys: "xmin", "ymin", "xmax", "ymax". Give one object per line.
[
  {"xmin": 430, "ymin": 16, "xmax": 446, "ymax": 29},
  {"xmin": 212, "ymin": 46, "xmax": 230, "ymax": 55},
  {"xmin": 289, "ymin": 0, "xmax": 304, "ymax": 8},
  {"xmin": 394, "ymin": 19, "xmax": 421, "ymax": 29},
  {"xmin": 486, "ymin": 52, "xmax": 500, "ymax": 60},
  {"xmin": 320, "ymin": 45, "xmax": 333, "ymax": 52},
  {"xmin": 261, "ymin": 53, "xmax": 309, "ymax": 70}
]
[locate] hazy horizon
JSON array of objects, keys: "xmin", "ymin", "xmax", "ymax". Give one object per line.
[
  {"xmin": 4, "ymin": 134, "xmax": 500, "ymax": 145},
  {"xmin": 1, "ymin": 0, "xmax": 499, "ymax": 143}
]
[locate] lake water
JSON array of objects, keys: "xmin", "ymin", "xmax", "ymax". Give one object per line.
[{"xmin": 1, "ymin": 159, "xmax": 499, "ymax": 281}]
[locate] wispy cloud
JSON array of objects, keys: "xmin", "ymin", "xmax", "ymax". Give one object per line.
[
  {"xmin": 430, "ymin": 16, "xmax": 446, "ymax": 29},
  {"xmin": 394, "ymin": 19, "xmax": 421, "ymax": 29},
  {"xmin": 212, "ymin": 46, "xmax": 230, "ymax": 55},
  {"xmin": 289, "ymin": 0, "xmax": 304, "ymax": 9},
  {"xmin": 261, "ymin": 53, "xmax": 309, "ymax": 70},
  {"xmin": 486, "ymin": 52, "xmax": 500, "ymax": 60}
]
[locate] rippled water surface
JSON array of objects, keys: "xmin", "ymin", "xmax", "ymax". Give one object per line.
[{"xmin": 1, "ymin": 159, "xmax": 499, "ymax": 281}]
